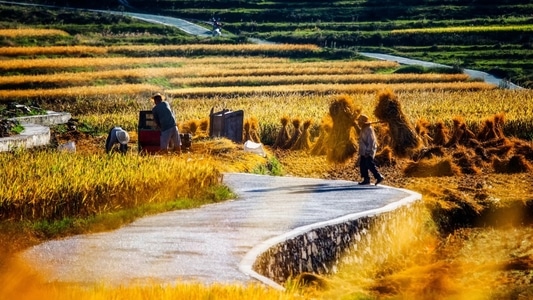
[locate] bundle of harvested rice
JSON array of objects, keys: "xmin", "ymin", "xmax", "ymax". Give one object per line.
[
  {"xmin": 375, "ymin": 124, "xmax": 391, "ymax": 148},
  {"xmin": 243, "ymin": 119, "xmax": 252, "ymax": 141},
  {"xmin": 373, "ymin": 89, "xmax": 421, "ymax": 157},
  {"xmin": 248, "ymin": 117, "xmax": 261, "ymax": 143},
  {"xmin": 292, "ymin": 119, "xmax": 313, "ymax": 151},
  {"xmin": 325, "ymin": 94, "xmax": 360, "ymax": 163},
  {"xmin": 512, "ymin": 139, "xmax": 533, "ymax": 161},
  {"xmin": 416, "ymin": 118, "xmax": 433, "ymax": 147},
  {"xmin": 492, "ymin": 155, "xmax": 532, "ymax": 173},
  {"xmin": 310, "ymin": 116, "xmax": 332, "ymax": 156},
  {"xmin": 446, "ymin": 116, "xmax": 476, "ymax": 147},
  {"xmin": 284, "ymin": 118, "xmax": 302, "ymax": 150},
  {"xmin": 413, "ymin": 146, "xmax": 446, "ymax": 161},
  {"xmin": 374, "ymin": 146, "xmax": 395, "ymax": 166},
  {"xmin": 273, "ymin": 116, "xmax": 290, "ymax": 149},
  {"xmin": 477, "ymin": 113, "xmax": 506, "ymax": 142},
  {"xmin": 452, "ymin": 147, "xmax": 482, "ymax": 174},
  {"xmin": 182, "ymin": 119, "xmax": 204, "ymax": 137},
  {"xmin": 403, "ymin": 157, "xmax": 462, "ymax": 177},
  {"xmin": 485, "ymin": 138, "xmax": 513, "ymax": 157},
  {"xmin": 432, "ymin": 122, "xmax": 449, "ymax": 146}
]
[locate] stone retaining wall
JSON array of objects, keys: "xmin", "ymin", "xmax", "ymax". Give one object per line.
[{"xmin": 253, "ymin": 203, "xmax": 421, "ymax": 285}]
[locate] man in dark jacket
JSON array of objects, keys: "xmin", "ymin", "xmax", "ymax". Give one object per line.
[{"xmin": 151, "ymin": 93, "xmax": 181, "ymax": 153}]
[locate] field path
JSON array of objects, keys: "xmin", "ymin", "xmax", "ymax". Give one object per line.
[{"xmin": 20, "ymin": 173, "xmax": 419, "ymax": 288}]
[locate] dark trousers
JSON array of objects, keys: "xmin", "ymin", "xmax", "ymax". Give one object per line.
[{"xmin": 359, "ymin": 155, "xmax": 382, "ymax": 182}]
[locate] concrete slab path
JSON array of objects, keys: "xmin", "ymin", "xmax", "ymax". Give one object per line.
[{"xmin": 20, "ymin": 173, "xmax": 420, "ymax": 288}]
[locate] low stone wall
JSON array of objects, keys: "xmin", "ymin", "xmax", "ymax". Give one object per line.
[{"xmin": 253, "ymin": 203, "xmax": 421, "ymax": 285}]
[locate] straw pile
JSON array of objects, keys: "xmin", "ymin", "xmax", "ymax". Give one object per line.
[
  {"xmin": 292, "ymin": 119, "xmax": 313, "ymax": 151},
  {"xmin": 403, "ymin": 157, "xmax": 462, "ymax": 177},
  {"xmin": 432, "ymin": 122, "xmax": 449, "ymax": 146},
  {"xmin": 244, "ymin": 117, "xmax": 261, "ymax": 143},
  {"xmin": 273, "ymin": 116, "xmax": 290, "ymax": 149},
  {"xmin": 416, "ymin": 118, "xmax": 433, "ymax": 147},
  {"xmin": 493, "ymin": 155, "xmax": 532, "ymax": 173},
  {"xmin": 374, "ymin": 146, "xmax": 395, "ymax": 166},
  {"xmin": 373, "ymin": 89, "xmax": 421, "ymax": 157},
  {"xmin": 478, "ymin": 113, "xmax": 506, "ymax": 142},
  {"xmin": 310, "ymin": 116, "xmax": 332, "ymax": 156},
  {"xmin": 284, "ymin": 118, "xmax": 302, "ymax": 150},
  {"xmin": 325, "ymin": 94, "xmax": 360, "ymax": 163},
  {"xmin": 445, "ymin": 116, "xmax": 476, "ymax": 147}
]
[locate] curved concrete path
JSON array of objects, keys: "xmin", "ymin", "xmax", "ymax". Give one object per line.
[{"xmin": 20, "ymin": 173, "xmax": 420, "ymax": 288}]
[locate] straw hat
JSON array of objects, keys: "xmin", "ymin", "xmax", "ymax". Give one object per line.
[
  {"xmin": 151, "ymin": 92, "xmax": 165, "ymax": 102},
  {"xmin": 116, "ymin": 129, "xmax": 130, "ymax": 145},
  {"xmin": 358, "ymin": 114, "xmax": 371, "ymax": 125}
]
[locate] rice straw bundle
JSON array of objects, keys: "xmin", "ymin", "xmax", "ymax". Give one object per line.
[
  {"xmin": 373, "ymin": 89, "xmax": 421, "ymax": 157},
  {"xmin": 325, "ymin": 94, "xmax": 360, "ymax": 163},
  {"xmin": 477, "ymin": 113, "xmax": 506, "ymax": 142},
  {"xmin": 310, "ymin": 116, "xmax": 332, "ymax": 156},
  {"xmin": 416, "ymin": 118, "xmax": 433, "ymax": 147},
  {"xmin": 284, "ymin": 118, "xmax": 302, "ymax": 149},
  {"xmin": 446, "ymin": 116, "xmax": 476, "ymax": 147},
  {"xmin": 432, "ymin": 122, "xmax": 449, "ymax": 146},
  {"xmin": 492, "ymin": 155, "xmax": 532, "ymax": 173},
  {"xmin": 249, "ymin": 117, "xmax": 261, "ymax": 143},
  {"xmin": 292, "ymin": 119, "xmax": 313, "ymax": 151},
  {"xmin": 452, "ymin": 147, "xmax": 482, "ymax": 174},
  {"xmin": 273, "ymin": 116, "xmax": 291, "ymax": 149},
  {"xmin": 374, "ymin": 146, "xmax": 395, "ymax": 166},
  {"xmin": 403, "ymin": 157, "xmax": 462, "ymax": 177},
  {"xmin": 243, "ymin": 119, "xmax": 252, "ymax": 141},
  {"xmin": 196, "ymin": 118, "xmax": 209, "ymax": 138}
]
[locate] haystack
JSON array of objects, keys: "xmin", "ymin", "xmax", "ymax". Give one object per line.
[
  {"xmin": 492, "ymin": 155, "xmax": 532, "ymax": 173},
  {"xmin": 374, "ymin": 146, "xmax": 395, "ymax": 166},
  {"xmin": 325, "ymin": 94, "xmax": 360, "ymax": 163},
  {"xmin": 403, "ymin": 157, "xmax": 462, "ymax": 177},
  {"xmin": 512, "ymin": 139, "xmax": 533, "ymax": 161},
  {"xmin": 445, "ymin": 117, "xmax": 476, "ymax": 147},
  {"xmin": 284, "ymin": 118, "xmax": 302, "ymax": 150},
  {"xmin": 452, "ymin": 147, "xmax": 482, "ymax": 174},
  {"xmin": 273, "ymin": 116, "xmax": 291, "ymax": 149},
  {"xmin": 415, "ymin": 118, "xmax": 433, "ymax": 147},
  {"xmin": 292, "ymin": 119, "xmax": 313, "ymax": 151},
  {"xmin": 373, "ymin": 89, "xmax": 421, "ymax": 157},
  {"xmin": 243, "ymin": 117, "xmax": 261, "ymax": 143},
  {"xmin": 414, "ymin": 146, "xmax": 446, "ymax": 161},
  {"xmin": 243, "ymin": 120, "xmax": 252, "ymax": 142},
  {"xmin": 310, "ymin": 116, "xmax": 332, "ymax": 156},
  {"xmin": 432, "ymin": 122, "xmax": 449, "ymax": 146}
]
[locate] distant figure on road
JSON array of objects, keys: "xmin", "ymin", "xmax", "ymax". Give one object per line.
[
  {"xmin": 151, "ymin": 93, "xmax": 181, "ymax": 154},
  {"xmin": 105, "ymin": 126, "xmax": 129, "ymax": 154},
  {"xmin": 356, "ymin": 114, "xmax": 384, "ymax": 185},
  {"xmin": 212, "ymin": 17, "xmax": 222, "ymax": 36}
]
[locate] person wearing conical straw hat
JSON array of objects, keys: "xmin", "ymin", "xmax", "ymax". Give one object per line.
[
  {"xmin": 357, "ymin": 114, "xmax": 384, "ymax": 185},
  {"xmin": 151, "ymin": 92, "xmax": 181, "ymax": 154},
  {"xmin": 105, "ymin": 126, "xmax": 129, "ymax": 154}
]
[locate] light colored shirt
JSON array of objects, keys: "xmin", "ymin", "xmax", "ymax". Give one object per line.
[{"xmin": 358, "ymin": 125, "xmax": 377, "ymax": 158}]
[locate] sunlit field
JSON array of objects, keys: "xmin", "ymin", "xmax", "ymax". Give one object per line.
[{"xmin": 1, "ymin": 39, "xmax": 532, "ymax": 299}]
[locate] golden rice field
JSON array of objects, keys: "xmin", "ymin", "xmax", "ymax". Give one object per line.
[
  {"xmin": 0, "ymin": 28, "xmax": 69, "ymax": 38},
  {"xmin": 1, "ymin": 42, "xmax": 533, "ymax": 299}
]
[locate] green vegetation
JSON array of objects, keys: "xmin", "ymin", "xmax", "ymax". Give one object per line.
[{"xmin": 4, "ymin": 1, "xmax": 531, "ymax": 86}]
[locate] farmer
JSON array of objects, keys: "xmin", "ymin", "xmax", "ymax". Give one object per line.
[
  {"xmin": 105, "ymin": 126, "xmax": 129, "ymax": 154},
  {"xmin": 151, "ymin": 93, "xmax": 181, "ymax": 153},
  {"xmin": 357, "ymin": 114, "xmax": 384, "ymax": 185}
]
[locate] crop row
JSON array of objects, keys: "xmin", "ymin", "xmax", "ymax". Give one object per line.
[{"xmin": 0, "ymin": 28, "xmax": 69, "ymax": 37}]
